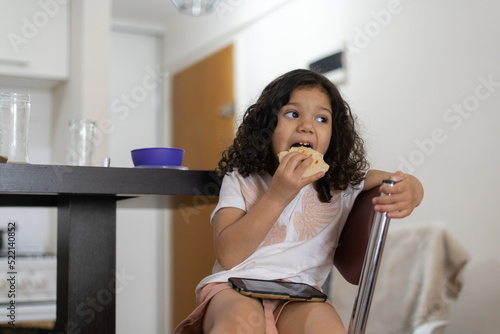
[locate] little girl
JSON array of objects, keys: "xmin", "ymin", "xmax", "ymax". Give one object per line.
[{"xmin": 174, "ymin": 69, "xmax": 424, "ymax": 333}]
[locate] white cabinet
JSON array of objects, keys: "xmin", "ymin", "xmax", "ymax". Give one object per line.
[{"xmin": 0, "ymin": 0, "xmax": 69, "ymax": 87}]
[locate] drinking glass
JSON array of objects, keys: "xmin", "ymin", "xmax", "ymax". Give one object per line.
[
  {"xmin": 0, "ymin": 92, "xmax": 31, "ymax": 163},
  {"xmin": 68, "ymin": 119, "xmax": 96, "ymax": 166}
]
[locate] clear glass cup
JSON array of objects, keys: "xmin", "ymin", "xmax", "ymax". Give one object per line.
[
  {"xmin": 68, "ymin": 119, "xmax": 96, "ymax": 166},
  {"xmin": 0, "ymin": 92, "xmax": 31, "ymax": 163}
]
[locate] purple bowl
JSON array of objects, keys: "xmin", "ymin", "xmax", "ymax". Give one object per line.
[{"xmin": 131, "ymin": 147, "xmax": 185, "ymax": 167}]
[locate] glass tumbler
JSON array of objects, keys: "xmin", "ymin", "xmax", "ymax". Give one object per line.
[
  {"xmin": 0, "ymin": 92, "xmax": 31, "ymax": 163},
  {"xmin": 68, "ymin": 119, "xmax": 96, "ymax": 166}
]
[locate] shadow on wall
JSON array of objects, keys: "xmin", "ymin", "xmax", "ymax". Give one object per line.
[{"xmin": 447, "ymin": 258, "xmax": 500, "ymax": 333}]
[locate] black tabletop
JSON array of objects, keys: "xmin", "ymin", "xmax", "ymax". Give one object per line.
[{"xmin": 0, "ymin": 164, "xmax": 220, "ymax": 206}]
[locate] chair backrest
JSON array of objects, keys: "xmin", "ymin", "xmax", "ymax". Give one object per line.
[{"xmin": 334, "ymin": 186, "xmax": 380, "ymax": 285}]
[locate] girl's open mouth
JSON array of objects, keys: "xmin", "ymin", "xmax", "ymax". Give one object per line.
[{"xmin": 290, "ymin": 142, "xmax": 312, "ymax": 149}]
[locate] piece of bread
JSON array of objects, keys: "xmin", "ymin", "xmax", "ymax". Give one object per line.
[{"xmin": 277, "ymin": 147, "xmax": 329, "ymax": 177}]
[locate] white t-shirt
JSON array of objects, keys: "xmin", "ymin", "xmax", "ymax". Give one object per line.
[{"xmin": 195, "ymin": 171, "xmax": 364, "ymax": 297}]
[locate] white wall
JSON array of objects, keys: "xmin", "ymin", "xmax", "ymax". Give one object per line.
[
  {"xmin": 53, "ymin": 0, "xmax": 112, "ymax": 165},
  {"xmin": 109, "ymin": 26, "xmax": 167, "ymax": 334},
  {"xmin": 164, "ymin": 0, "xmax": 500, "ymax": 332}
]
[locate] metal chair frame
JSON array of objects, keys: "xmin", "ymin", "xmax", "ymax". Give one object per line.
[{"xmin": 334, "ymin": 180, "xmax": 395, "ymax": 334}]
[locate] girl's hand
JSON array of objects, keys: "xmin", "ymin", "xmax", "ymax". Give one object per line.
[
  {"xmin": 372, "ymin": 171, "xmax": 424, "ymax": 219},
  {"xmin": 268, "ymin": 152, "xmax": 325, "ymax": 205}
]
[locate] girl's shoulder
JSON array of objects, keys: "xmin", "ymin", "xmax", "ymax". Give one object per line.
[
  {"xmin": 222, "ymin": 170, "xmax": 270, "ymax": 182},
  {"xmin": 221, "ymin": 170, "xmax": 272, "ymax": 191}
]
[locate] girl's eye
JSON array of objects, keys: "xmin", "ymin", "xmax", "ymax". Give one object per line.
[
  {"xmin": 316, "ymin": 116, "xmax": 328, "ymax": 123},
  {"xmin": 284, "ymin": 111, "xmax": 299, "ymax": 118}
]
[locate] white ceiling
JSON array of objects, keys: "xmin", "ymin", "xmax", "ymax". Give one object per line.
[
  {"xmin": 111, "ymin": 0, "xmax": 294, "ymax": 72},
  {"xmin": 111, "ymin": 0, "xmax": 293, "ymax": 30},
  {"xmin": 111, "ymin": 0, "xmax": 180, "ymax": 26}
]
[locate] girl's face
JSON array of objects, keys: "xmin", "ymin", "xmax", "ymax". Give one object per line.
[{"xmin": 272, "ymin": 86, "xmax": 332, "ymax": 156}]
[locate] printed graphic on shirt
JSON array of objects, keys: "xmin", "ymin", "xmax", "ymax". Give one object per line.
[
  {"xmin": 238, "ymin": 176, "xmax": 286, "ymax": 246},
  {"xmin": 238, "ymin": 176, "xmax": 263, "ymax": 209},
  {"xmin": 293, "ymin": 187, "xmax": 340, "ymax": 241},
  {"xmin": 261, "ymin": 220, "xmax": 287, "ymax": 246}
]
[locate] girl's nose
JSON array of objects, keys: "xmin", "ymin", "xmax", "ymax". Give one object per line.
[{"xmin": 298, "ymin": 119, "xmax": 314, "ymax": 133}]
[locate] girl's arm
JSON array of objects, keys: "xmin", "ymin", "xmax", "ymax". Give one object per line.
[
  {"xmin": 213, "ymin": 153, "xmax": 325, "ymax": 270},
  {"xmin": 364, "ymin": 169, "xmax": 424, "ymax": 219}
]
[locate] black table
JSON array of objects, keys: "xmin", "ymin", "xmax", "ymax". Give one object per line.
[{"xmin": 0, "ymin": 164, "xmax": 219, "ymax": 333}]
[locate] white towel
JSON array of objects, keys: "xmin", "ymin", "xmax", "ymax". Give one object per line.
[{"xmin": 330, "ymin": 221, "xmax": 469, "ymax": 334}]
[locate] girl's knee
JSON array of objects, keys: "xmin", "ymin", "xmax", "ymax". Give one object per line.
[
  {"xmin": 229, "ymin": 297, "xmax": 265, "ymax": 326},
  {"xmin": 231, "ymin": 304, "xmax": 266, "ymax": 334},
  {"xmin": 277, "ymin": 302, "xmax": 346, "ymax": 334},
  {"xmin": 204, "ymin": 290, "xmax": 265, "ymax": 334}
]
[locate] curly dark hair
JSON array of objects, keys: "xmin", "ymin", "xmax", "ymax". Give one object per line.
[{"xmin": 217, "ymin": 69, "xmax": 368, "ymax": 202}]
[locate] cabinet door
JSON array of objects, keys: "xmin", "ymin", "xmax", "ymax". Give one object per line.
[{"xmin": 0, "ymin": 0, "xmax": 69, "ymax": 84}]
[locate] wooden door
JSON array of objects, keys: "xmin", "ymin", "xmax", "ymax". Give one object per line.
[{"xmin": 171, "ymin": 44, "xmax": 234, "ymax": 329}]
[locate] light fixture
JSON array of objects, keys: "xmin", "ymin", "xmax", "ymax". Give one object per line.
[{"xmin": 171, "ymin": 0, "xmax": 222, "ymax": 16}]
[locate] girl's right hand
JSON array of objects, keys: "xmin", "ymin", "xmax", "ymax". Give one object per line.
[{"xmin": 268, "ymin": 152, "xmax": 325, "ymax": 205}]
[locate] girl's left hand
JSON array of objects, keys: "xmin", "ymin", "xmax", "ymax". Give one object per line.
[{"xmin": 372, "ymin": 171, "xmax": 424, "ymax": 219}]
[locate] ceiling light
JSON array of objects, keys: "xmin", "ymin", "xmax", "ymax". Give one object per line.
[{"xmin": 171, "ymin": 0, "xmax": 222, "ymax": 16}]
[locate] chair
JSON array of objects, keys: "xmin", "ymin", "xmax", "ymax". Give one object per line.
[
  {"xmin": 334, "ymin": 186, "xmax": 382, "ymax": 285},
  {"xmin": 334, "ymin": 181, "xmax": 395, "ymax": 334}
]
